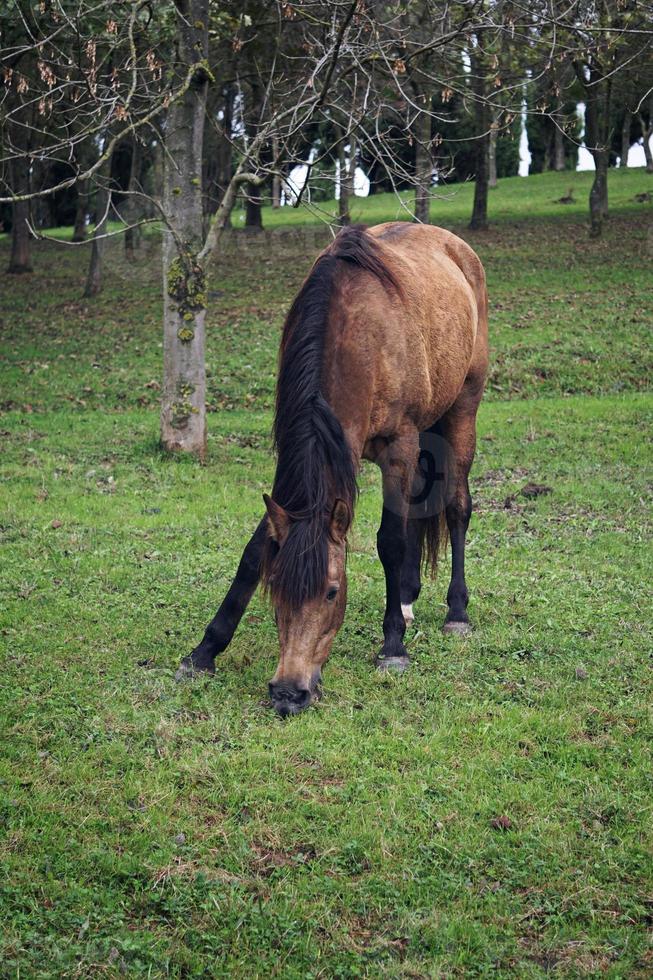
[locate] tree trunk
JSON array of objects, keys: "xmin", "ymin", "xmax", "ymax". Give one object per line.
[
  {"xmin": 582, "ymin": 73, "xmax": 611, "ymax": 238},
  {"xmin": 470, "ymin": 128, "xmax": 490, "ymax": 230},
  {"xmin": 271, "ymin": 136, "xmax": 281, "ymax": 209},
  {"xmin": 272, "ymin": 173, "xmax": 282, "ymax": 209},
  {"xmin": 244, "ymin": 79, "xmax": 263, "ymax": 229},
  {"xmin": 589, "ymin": 150, "xmax": 609, "ymax": 239},
  {"xmin": 72, "ymin": 180, "xmax": 88, "ymax": 242},
  {"xmin": 32, "ymin": 160, "xmax": 54, "ymax": 229},
  {"xmin": 8, "ymin": 199, "xmax": 32, "ymax": 274},
  {"xmin": 124, "ymin": 136, "xmax": 142, "ymax": 259},
  {"xmin": 469, "ymin": 53, "xmax": 490, "ymax": 231},
  {"xmin": 620, "ymin": 110, "xmax": 631, "ymax": 168},
  {"xmin": 345, "ymin": 134, "xmax": 357, "ymax": 214},
  {"xmin": 553, "ymin": 124, "xmax": 566, "ymax": 171},
  {"xmin": 160, "ymin": 0, "xmax": 209, "ymax": 460},
  {"xmin": 7, "ymin": 156, "xmax": 32, "ymax": 274},
  {"xmin": 151, "ymin": 140, "xmax": 164, "ymax": 217},
  {"xmin": 639, "ymin": 100, "xmax": 653, "ymax": 173},
  {"xmin": 643, "ymin": 131, "xmax": 653, "ymax": 173},
  {"xmin": 245, "ymin": 185, "xmax": 263, "ymax": 228},
  {"xmin": 337, "ymin": 142, "xmax": 350, "ymax": 225},
  {"xmin": 84, "ymin": 175, "xmax": 111, "ymax": 297},
  {"xmin": 489, "ymin": 118, "xmax": 498, "ymax": 188},
  {"xmin": 413, "ymin": 102, "xmax": 431, "ymax": 223},
  {"xmin": 543, "ymin": 133, "xmax": 553, "ymax": 172},
  {"xmin": 337, "ymin": 126, "xmax": 355, "ymax": 226}
]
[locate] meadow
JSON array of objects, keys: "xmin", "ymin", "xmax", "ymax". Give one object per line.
[{"xmin": 1, "ymin": 168, "xmax": 652, "ymax": 977}]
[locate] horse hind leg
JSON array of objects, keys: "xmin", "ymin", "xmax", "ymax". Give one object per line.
[
  {"xmin": 399, "ymin": 425, "xmax": 451, "ymax": 628},
  {"xmin": 437, "ymin": 385, "xmax": 483, "ymax": 635}
]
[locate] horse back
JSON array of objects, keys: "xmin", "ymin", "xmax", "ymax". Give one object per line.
[{"xmin": 324, "ymin": 223, "xmax": 488, "ymax": 442}]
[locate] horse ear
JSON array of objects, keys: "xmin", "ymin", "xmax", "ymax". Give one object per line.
[
  {"xmin": 330, "ymin": 498, "xmax": 350, "ymax": 542},
  {"xmin": 263, "ymin": 493, "xmax": 290, "ymax": 544}
]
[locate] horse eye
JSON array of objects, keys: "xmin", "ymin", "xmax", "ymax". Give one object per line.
[{"xmin": 326, "ymin": 587, "xmax": 338, "ymax": 602}]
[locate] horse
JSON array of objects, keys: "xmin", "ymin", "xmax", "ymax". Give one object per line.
[{"xmin": 176, "ymin": 223, "xmax": 489, "ymax": 717}]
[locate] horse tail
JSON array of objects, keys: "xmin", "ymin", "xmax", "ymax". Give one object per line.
[
  {"xmin": 419, "ymin": 418, "xmax": 450, "ymax": 577},
  {"xmin": 421, "ymin": 510, "xmax": 449, "ymax": 579}
]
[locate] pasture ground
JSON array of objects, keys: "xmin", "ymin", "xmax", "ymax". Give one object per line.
[{"xmin": 1, "ymin": 169, "xmax": 652, "ymax": 977}]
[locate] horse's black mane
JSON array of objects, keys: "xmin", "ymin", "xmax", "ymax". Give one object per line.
[{"xmin": 261, "ymin": 225, "xmax": 399, "ymax": 611}]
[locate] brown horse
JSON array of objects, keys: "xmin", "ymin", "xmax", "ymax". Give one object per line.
[{"xmin": 177, "ymin": 223, "xmax": 488, "ymax": 716}]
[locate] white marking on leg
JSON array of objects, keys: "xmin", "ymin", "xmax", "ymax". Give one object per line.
[{"xmin": 402, "ymin": 603, "xmax": 414, "ymax": 627}]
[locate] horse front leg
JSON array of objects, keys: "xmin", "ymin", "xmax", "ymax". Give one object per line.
[
  {"xmin": 176, "ymin": 517, "xmax": 267, "ymax": 678},
  {"xmin": 375, "ymin": 432, "xmax": 419, "ymax": 672}
]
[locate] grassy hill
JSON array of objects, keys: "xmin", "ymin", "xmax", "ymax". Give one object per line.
[
  {"xmin": 261, "ymin": 166, "xmax": 653, "ymax": 229},
  {"xmin": 1, "ymin": 168, "xmax": 652, "ymax": 977}
]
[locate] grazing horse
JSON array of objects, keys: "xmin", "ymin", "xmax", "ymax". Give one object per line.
[{"xmin": 177, "ymin": 223, "xmax": 488, "ymax": 716}]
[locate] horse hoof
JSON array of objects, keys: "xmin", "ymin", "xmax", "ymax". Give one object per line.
[
  {"xmin": 401, "ymin": 603, "xmax": 415, "ymax": 627},
  {"xmin": 376, "ymin": 655, "xmax": 410, "ymax": 674},
  {"xmin": 442, "ymin": 621, "xmax": 472, "ymax": 637},
  {"xmin": 175, "ymin": 656, "xmax": 215, "ymax": 681}
]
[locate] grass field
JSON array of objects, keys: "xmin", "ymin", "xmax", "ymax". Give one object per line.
[{"xmin": 1, "ymin": 169, "xmax": 652, "ymax": 977}]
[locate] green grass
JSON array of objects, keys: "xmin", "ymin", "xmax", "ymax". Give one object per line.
[
  {"xmin": 260, "ymin": 166, "xmax": 653, "ymax": 231},
  {"xmin": 2, "ymin": 169, "xmax": 651, "ymax": 417},
  {"xmin": 1, "ymin": 169, "xmax": 652, "ymax": 977}
]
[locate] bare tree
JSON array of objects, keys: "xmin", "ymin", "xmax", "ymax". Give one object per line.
[
  {"xmin": 561, "ymin": 0, "xmax": 653, "ymax": 236},
  {"xmin": 3, "ymin": 0, "xmax": 652, "ymax": 456},
  {"xmin": 71, "ymin": 180, "xmax": 89, "ymax": 243}
]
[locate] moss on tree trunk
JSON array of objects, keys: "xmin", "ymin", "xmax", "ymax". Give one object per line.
[{"xmin": 160, "ymin": 0, "xmax": 209, "ymax": 459}]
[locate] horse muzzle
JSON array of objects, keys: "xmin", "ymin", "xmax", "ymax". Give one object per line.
[{"xmin": 268, "ymin": 680, "xmax": 313, "ymax": 717}]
